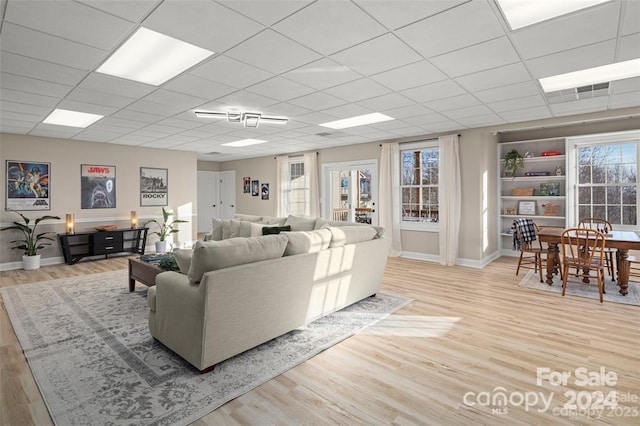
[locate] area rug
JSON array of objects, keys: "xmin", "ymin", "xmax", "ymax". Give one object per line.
[
  {"xmin": 518, "ymin": 269, "xmax": 640, "ymax": 306},
  {"xmin": 0, "ymin": 270, "xmax": 412, "ymax": 425}
]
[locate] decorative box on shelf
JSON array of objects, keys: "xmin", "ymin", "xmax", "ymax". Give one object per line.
[
  {"xmin": 525, "ymin": 171, "xmax": 551, "ymax": 176},
  {"xmin": 541, "ymin": 150, "xmax": 561, "ymax": 156},
  {"xmin": 511, "ymin": 187, "xmax": 535, "ymax": 196},
  {"xmin": 542, "ymin": 203, "xmax": 561, "ymax": 216}
]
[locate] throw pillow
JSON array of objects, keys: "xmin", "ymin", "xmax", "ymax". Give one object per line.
[
  {"xmin": 260, "ymin": 216, "xmax": 287, "ymax": 225},
  {"xmin": 230, "ymin": 219, "xmax": 252, "ymax": 238},
  {"xmin": 284, "ymin": 215, "xmax": 316, "ymax": 231},
  {"xmin": 282, "ymin": 229, "xmax": 332, "ymax": 256},
  {"xmin": 262, "ymin": 225, "xmax": 291, "ymax": 235},
  {"xmin": 314, "ymin": 218, "xmax": 385, "ymax": 239},
  {"xmin": 327, "ymin": 225, "xmax": 377, "ymax": 248},
  {"xmin": 187, "ymin": 234, "xmax": 288, "ymax": 283},
  {"xmin": 210, "ymin": 217, "xmax": 224, "ymax": 241},
  {"xmin": 233, "ymin": 213, "xmax": 263, "ymax": 222},
  {"xmin": 173, "ymin": 249, "xmax": 193, "ymax": 274}
]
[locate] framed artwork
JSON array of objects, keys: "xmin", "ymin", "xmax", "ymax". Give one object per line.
[
  {"xmin": 5, "ymin": 160, "xmax": 51, "ymax": 210},
  {"xmin": 140, "ymin": 167, "xmax": 168, "ymax": 206},
  {"xmin": 251, "ymin": 180, "xmax": 259, "ymax": 196},
  {"xmin": 243, "ymin": 177, "xmax": 251, "ymax": 193},
  {"xmin": 539, "ymin": 182, "xmax": 560, "ymax": 196},
  {"xmin": 518, "ymin": 200, "xmax": 536, "ymax": 215},
  {"xmin": 261, "ymin": 183, "xmax": 269, "ymax": 200},
  {"xmin": 81, "ymin": 164, "xmax": 116, "ymax": 209}
]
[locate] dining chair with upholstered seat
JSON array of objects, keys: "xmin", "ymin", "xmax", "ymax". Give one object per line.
[
  {"xmin": 513, "ymin": 218, "xmax": 543, "ymax": 283},
  {"xmin": 560, "ymin": 228, "xmax": 606, "ymax": 303},
  {"xmin": 578, "ymin": 217, "xmax": 616, "ymax": 281}
]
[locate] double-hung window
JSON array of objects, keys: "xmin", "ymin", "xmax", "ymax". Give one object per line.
[
  {"xmin": 286, "ymin": 159, "xmax": 310, "ymax": 216},
  {"xmin": 567, "ymin": 131, "xmax": 639, "ymax": 228},
  {"xmin": 400, "ymin": 140, "xmax": 439, "ymax": 231}
]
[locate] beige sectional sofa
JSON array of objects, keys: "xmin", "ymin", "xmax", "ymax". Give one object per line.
[{"xmin": 147, "ymin": 214, "xmax": 390, "ymax": 372}]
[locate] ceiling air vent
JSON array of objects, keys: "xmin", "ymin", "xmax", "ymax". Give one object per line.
[
  {"xmin": 546, "ymin": 82, "xmax": 610, "ymax": 104},
  {"xmin": 315, "ymin": 130, "xmax": 349, "ymax": 138}
]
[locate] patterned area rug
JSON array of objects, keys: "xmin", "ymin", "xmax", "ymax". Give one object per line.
[
  {"xmin": 1, "ymin": 270, "xmax": 412, "ymax": 425},
  {"xmin": 518, "ymin": 269, "xmax": 640, "ymax": 306}
]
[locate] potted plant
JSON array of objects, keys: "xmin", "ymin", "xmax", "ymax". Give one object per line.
[
  {"xmin": 1, "ymin": 211, "xmax": 61, "ymax": 270},
  {"xmin": 504, "ymin": 149, "xmax": 525, "ymax": 177},
  {"xmin": 144, "ymin": 207, "xmax": 188, "ymax": 253}
]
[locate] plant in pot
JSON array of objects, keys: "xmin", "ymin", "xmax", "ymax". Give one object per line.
[
  {"xmin": 144, "ymin": 207, "xmax": 188, "ymax": 253},
  {"xmin": 504, "ymin": 149, "xmax": 525, "ymax": 178},
  {"xmin": 1, "ymin": 211, "xmax": 61, "ymax": 270}
]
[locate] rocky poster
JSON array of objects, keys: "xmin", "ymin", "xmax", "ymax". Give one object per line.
[
  {"xmin": 140, "ymin": 167, "xmax": 168, "ymax": 206},
  {"xmin": 81, "ymin": 164, "xmax": 116, "ymax": 209}
]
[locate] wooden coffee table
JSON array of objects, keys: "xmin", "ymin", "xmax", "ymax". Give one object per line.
[{"xmin": 128, "ymin": 256, "xmax": 162, "ymax": 292}]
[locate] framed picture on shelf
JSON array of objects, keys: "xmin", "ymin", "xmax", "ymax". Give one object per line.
[
  {"xmin": 504, "ymin": 207, "xmax": 516, "ymax": 215},
  {"xmin": 518, "ymin": 200, "xmax": 536, "ymax": 215}
]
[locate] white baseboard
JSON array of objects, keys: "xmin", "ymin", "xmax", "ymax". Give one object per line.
[
  {"xmin": 400, "ymin": 251, "xmax": 440, "ymax": 263},
  {"xmin": 400, "ymin": 250, "xmax": 501, "ymax": 269},
  {"xmin": 0, "ymin": 256, "xmax": 65, "ymax": 271}
]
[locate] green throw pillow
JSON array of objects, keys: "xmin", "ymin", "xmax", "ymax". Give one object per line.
[{"xmin": 262, "ymin": 225, "xmax": 291, "ymax": 235}]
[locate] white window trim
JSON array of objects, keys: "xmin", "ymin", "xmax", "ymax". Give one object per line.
[
  {"xmin": 400, "ymin": 140, "xmax": 440, "ymax": 233},
  {"xmin": 566, "ymin": 130, "xmax": 640, "ymax": 230},
  {"xmin": 286, "ymin": 157, "xmax": 309, "ymax": 217}
]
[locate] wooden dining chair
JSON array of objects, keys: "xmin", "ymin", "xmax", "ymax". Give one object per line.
[
  {"xmin": 514, "ymin": 219, "xmax": 543, "ymax": 283},
  {"xmin": 560, "ymin": 228, "xmax": 606, "ymax": 303},
  {"xmin": 578, "ymin": 217, "xmax": 616, "ymax": 281}
]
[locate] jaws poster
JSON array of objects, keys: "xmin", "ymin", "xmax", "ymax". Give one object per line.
[{"xmin": 81, "ymin": 164, "xmax": 116, "ymax": 209}]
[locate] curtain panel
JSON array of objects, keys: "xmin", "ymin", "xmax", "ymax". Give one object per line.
[{"xmin": 438, "ymin": 134, "xmax": 461, "ymax": 266}]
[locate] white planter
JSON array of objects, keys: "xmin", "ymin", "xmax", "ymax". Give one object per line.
[
  {"xmin": 155, "ymin": 241, "xmax": 168, "ymax": 253},
  {"xmin": 23, "ymin": 254, "xmax": 41, "ymax": 270}
]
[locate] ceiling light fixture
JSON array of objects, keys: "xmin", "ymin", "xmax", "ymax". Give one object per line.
[
  {"xmin": 319, "ymin": 112, "xmax": 394, "ymax": 130},
  {"xmin": 194, "ymin": 110, "xmax": 288, "ymax": 128},
  {"xmin": 539, "ymin": 58, "xmax": 640, "ymax": 92},
  {"xmin": 96, "ymin": 27, "xmax": 214, "ymax": 86},
  {"xmin": 497, "ymin": 0, "xmax": 611, "ymax": 30},
  {"xmin": 42, "ymin": 108, "xmax": 103, "ymax": 128},
  {"xmin": 222, "ymin": 138, "xmax": 268, "ymax": 147}
]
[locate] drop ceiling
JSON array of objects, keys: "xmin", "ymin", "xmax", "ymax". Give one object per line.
[{"xmin": 0, "ymin": 0, "xmax": 639, "ymax": 161}]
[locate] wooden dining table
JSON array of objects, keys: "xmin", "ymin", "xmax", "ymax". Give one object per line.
[{"xmin": 538, "ymin": 226, "xmax": 640, "ymax": 296}]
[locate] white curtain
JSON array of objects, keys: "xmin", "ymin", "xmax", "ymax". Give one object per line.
[
  {"xmin": 379, "ymin": 143, "xmax": 402, "ymax": 256},
  {"xmin": 304, "ymin": 152, "xmax": 320, "ymax": 217},
  {"xmin": 275, "ymin": 155, "xmax": 289, "ymax": 217},
  {"xmin": 438, "ymin": 134, "xmax": 461, "ymax": 266}
]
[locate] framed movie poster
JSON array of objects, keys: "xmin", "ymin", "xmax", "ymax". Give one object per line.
[
  {"xmin": 81, "ymin": 164, "xmax": 116, "ymax": 209},
  {"xmin": 251, "ymin": 180, "xmax": 259, "ymax": 196},
  {"xmin": 243, "ymin": 177, "xmax": 251, "ymax": 194},
  {"xmin": 140, "ymin": 167, "xmax": 168, "ymax": 206},
  {"xmin": 261, "ymin": 183, "xmax": 269, "ymax": 200},
  {"xmin": 6, "ymin": 160, "xmax": 51, "ymax": 210}
]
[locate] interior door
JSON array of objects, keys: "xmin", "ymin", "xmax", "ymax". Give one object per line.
[
  {"xmin": 197, "ymin": 171, "xmax": 219, "ymax": 233},
  {"xmin": 323, "ymin": 161, "xmax": 377, "ymax": 225},
  {"xmin": 219, "ymin": 170, "xmax": 236, "ymax": 219}
]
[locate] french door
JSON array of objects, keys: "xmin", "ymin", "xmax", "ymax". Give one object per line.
[{"xmin": 322, "ymin": 160, "xmax": 378, "ymax": 225}]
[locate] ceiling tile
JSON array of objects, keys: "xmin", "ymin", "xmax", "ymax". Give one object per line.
[
  {"xmin": 473, "ymin": 81, "xmax": 541, "ymax": 104},
  {"xmin": 78, "ymin": 73, "xmax": 156, "ymax": 98},
  {"xmin": 381, "ymin": 103, "xmax": 433, "ymax": 119},
  {"xmin": 618, "ymin": 33, "xmax": 640, "ymax": 61},
  {"xmin": 266, "ymin": 102, "xmax": 313, "ymax": 117},
  {"xmin": 330, "ymin": 34, "xmax": 423, "ymax": 76},
  {"xmin": 621, "ymin": 0, "xmax": 640, "ymax": 35},
  {"xmin": 282, "ymin": 58, "xmax": 361, "ymax": 90},
  {"xmin": 56, "ymin": 99, "xmax": 118, "ymax": 116},
  {"xmin": 499, "ymin": 105, "xmax": 552, "ymax": 122},
  {"xmin": 288, "ymin": 91, "xmax": 347, "ymax": 110},
  {"xmin": 0, "ymin": 88, "xmax": 59, "ymax": 108},
  {"xmin": 401, "ymin": 79, "xmax": 467, "ymax": 103},
  {"xmin": 246, "ymin": 76, "xmax": 315, "ymax": 101},
  {"xmin": 370, "ymin": 60, "xmax": 447, "ymax": 91},
  {"xmin": 550, "ymin": 97, "xmax": 610, "ymax": 116},
  {"xmin": 525, "ymin": 40, "xmax": 616, "ymax": 79},
  {"xmin": 611, "ymin": 91, "xmax": 640, "ymax": 109},
  {"xmin": 430, "ymin": 37, "xmax": 520, "ymax": 77},
  {"xmin": 164, "ymin": 74, "xmax": 236, "ymax": 100},
  {"xmin": 454, "ymin": 113, "xmax": 506, "ymax": 127},
  {"xmin": 611, "ymin": 77, "xmax": 640, "ymax": 94},
  {"xmin": 0, "ymin": 51, "xmax": 86, "ymax": 86},
  {"xmin": 488, "ymin": 95, "xmax": 547, "ymax": 113},
  {"xmin": 357, "ymin": 93, "xmax": 414, "ymax": 112},
  {"xmin": 191, "ymin": 55, "xmax": 274, "ymax": 89},
  {"xmin": 110, "ymin": 109, "xmax": 163, "ymax": 123},
  {"xmin": 510, "ymin": 2, "xmax": 621, "ymax": 60},
  {"xmin": 0, "ymin": 23, "xmax": 106, "ymax": 70},
  {"xmin": 225, "ymin": 29, "xmax": 322, "ymax": 74},
  {"xmin": 30, "ymin": 124, "xmax": 83, "ymax": 139},
  {"xmin": 215, "ymin": 90, "xmax": 279, "ymax": 111},
  {"xmin": 454, "ymin": 62, "xmax": 530, "ymax": 92},
  {"xmin": 273, "ymin": 1, "xmax": 386, "ymax": 55},
  {"xmin": 66, "ymin": 87, "xmax": 137, "ymax": 109},
  {"xmin": 0, "ymin": 72, "xmax": 72, "ymax": 98},
  {"xmin": 442, "ymin": 104, "xmax": 493, "ymax": 119},
  {"xmin": 354, "ymin": 0, "xmax": 467, "ymax": 30},
  {"xmin": 403, "ymin": 112, "xmax": 451, "ymax": 126},
  {"xmin": 218, "ymin": 0, "xmax": 313, "ymax": 26},
  {"xmin": 0, "ymin": 100, "xmax": 51, "ymax": 116},
  {"xmin": 320, "ymin": 103, "xmax": 373, "ymax": 119},
  {"xmin": 325, "ymin": 78, "xmax": 392, "ymax": 102},
  {"xmin": 396, "ymin": 1, "xmax": 504, "ymax": 58},
  {"xmin": 142, "ymin": 89, "xmax": 208, "ymax": 109},
  {"xmin": 142, "ymin": 0, "xmax": 264, "ymax": 52},
  {"xmin": 421, "ymin": 93, "xmax": 481, "ymax": 112},
  {"xmin": 5, "ymin": 0, "xmax": 134, "ymax": 50},
  {"xmin": 75, "ymin": 0, "xmax": 161, "ymax": 23}
]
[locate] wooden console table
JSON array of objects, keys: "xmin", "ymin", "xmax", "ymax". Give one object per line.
[{"xmin": 58, "ymin": 227, "xmax": 148, "ymax": 264}]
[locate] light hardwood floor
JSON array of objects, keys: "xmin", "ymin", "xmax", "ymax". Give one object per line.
[{"xmin": 1, "ymin": 256, "xmax": 639, "ymax": 425}]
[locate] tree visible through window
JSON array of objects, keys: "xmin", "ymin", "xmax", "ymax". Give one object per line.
[
  {"xmin": 577, "ymin": 143, "xmax": 637, "ymax": 226},
  {"xmin": 401, "ymin": 145, "xmax": 439, "ymax": 223}
]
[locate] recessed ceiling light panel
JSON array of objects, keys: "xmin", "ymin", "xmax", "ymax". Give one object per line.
[
  {"xmin": 539, "ymin": 58, "xmax": 640, "ymax": 92},
  {"xmin": 319, "ymin": 112, "xmax": 394, "ymax": 130},
  {"xmin": 497, "ymin": 0, "xmax": 611, "ymax": 30},
  {"xmin": 96, "ymin": 27, "xmax": 214, "ymax": 86},
  {"xmin": 222, "ymin": 139, "xmax": 268, "ymax": 147},
  {"xmin": 42, "ymin": 109, "xmax": 103, "ymax": 128}
]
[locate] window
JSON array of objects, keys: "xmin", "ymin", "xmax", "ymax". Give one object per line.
[
  {"xmin": 400, "ymin": 141, "xmax": 439, "ymax": 230},
  {"xmin": 568, "ymin": 131, "xmax": 639, "ymax": 229},
  {"xmin": 287, "ymin": 160, "xmax": 310, "ymax": 216}
]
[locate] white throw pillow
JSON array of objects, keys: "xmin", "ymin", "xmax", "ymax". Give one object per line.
[
  {"xmin": 281, "ymin": 229, "xmax": 332, "ymax": 256},
  {"xmin": 230, "ymin": 220, "xmax": 252, "ymax": 238},
  {"xmin": 187, "ymin": 235, "xmax": 288, "ymax": 283},
  {"xmin": 233, "ymin": 213, "xmax": 263, "ymax": 222},
  {"xmin": 327, "ymin": 226, "xmax": 377, "ymax": 248},
  {"xmin": 173, "ymin": 249, "xmax": 193, "ymax": 274},
  {"xmin": 210, "ymin": 217, "xmax": 224, "ymax": 241},
  {"xmin": 284, "ymin": 215, "xmax": 316, "ymax": 231}
]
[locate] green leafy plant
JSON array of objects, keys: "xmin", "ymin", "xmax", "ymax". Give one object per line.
[
  {"xmin": 158, "ymin": 254, "xmax": 179, "ymax": 272},
  {"xmin": 1, "ymin": 211, "xmax": 61, "ymax": 256},
  {"xmin": 144, "ymin": 207, "xmax": 188, "ymax": 241},
  {"xmin": 504, "ymin": 149, "xmax": 525, "ymax": 177}
]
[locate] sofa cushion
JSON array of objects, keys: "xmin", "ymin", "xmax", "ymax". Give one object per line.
[
  {"xmin": 208, "ymin": 217, "xmax": 224, "ymax": 241},
  {"xmin": 233, "ymin": 213, "xmax": 263, "ymax": 222},
  {"xmin": 147, "ymin": 285, "xmax": 156, "ymax": 311},
  {"xmin": 173, "ymin": 249, "xmax": 193, "ymax": 274},
  {"xmin": 327, "ymin": 225, "xmax": 377, "ymax": 248},
  {"xmin": 282, "ymin": 229, "xmax": 332, "ymax": 256},
  {"xmin": 314, "ymin": 218, "xmax": 385, "ymax": 239},
  {"xmin": 230, "ymin": 219, "xmax": 252, "ymax": 238},
  {"xmin": 284, "ymin": 215, "xmax": 316, "ymax": 231},
  {"xmin": 260, "ymin": 216, "xmax": 287, "ymax": 225},
  {"xmin": 187, "ymin": 235, "xmax": 288, "ymax": 283}
]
